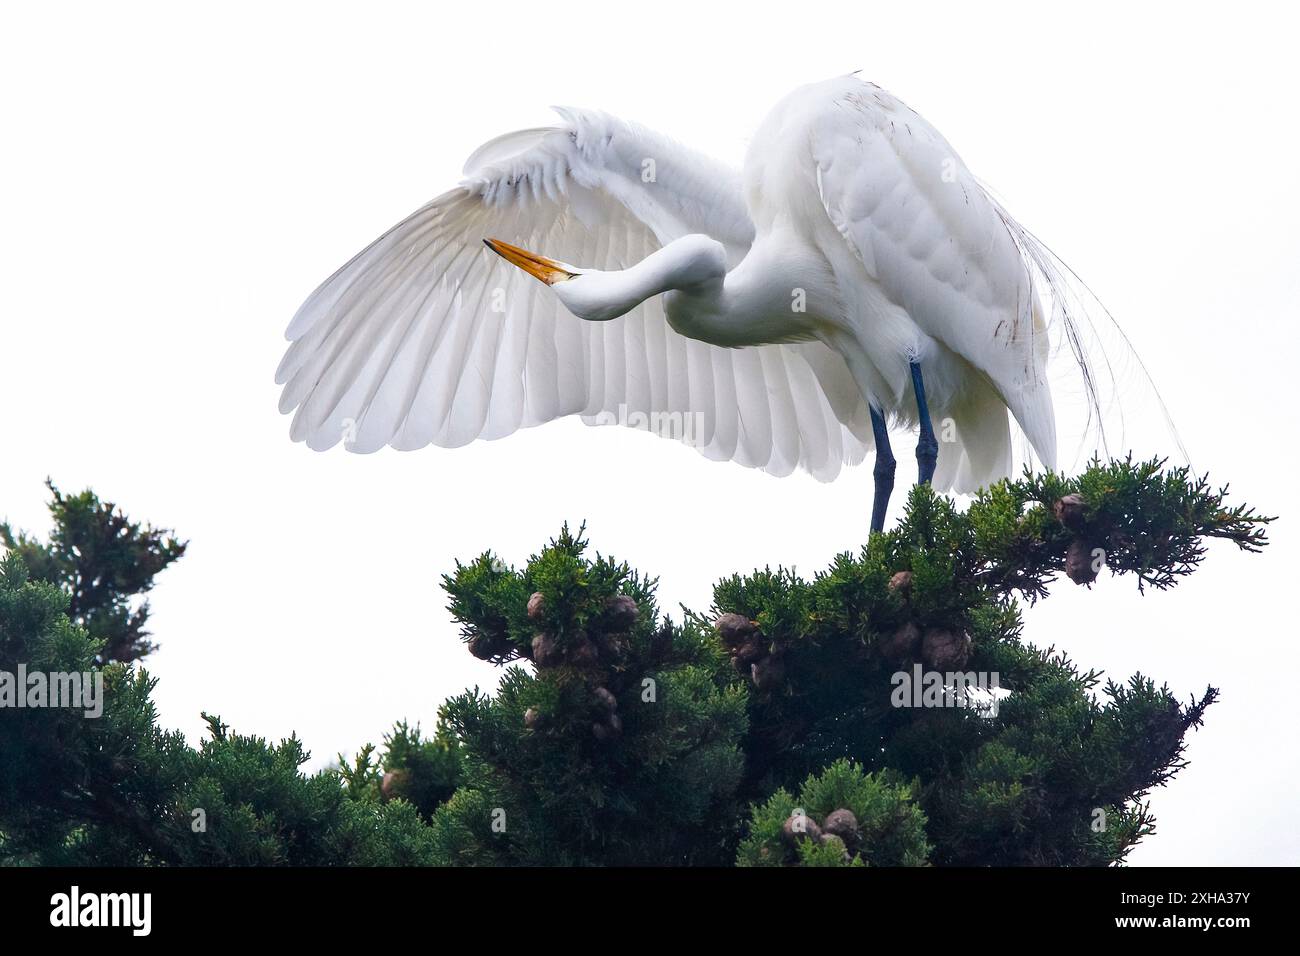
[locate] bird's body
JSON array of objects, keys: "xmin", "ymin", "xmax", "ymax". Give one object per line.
[
  {"xmin": 666, "ymin": 77, "xmax": 1056, "ymax": 487},
  {"xmin": 278, "ymin": 76, "xmax": 1088, "ymax": 525}
]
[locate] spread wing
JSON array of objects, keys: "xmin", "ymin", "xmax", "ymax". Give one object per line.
[{"xmin": 276, "ymin": 108, "xmax": 871, "ymax": 480}]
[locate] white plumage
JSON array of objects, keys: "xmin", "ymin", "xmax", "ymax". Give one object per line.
[{"xmin": 278, "ymin": 75, "xmax": 1117, "ymax": 509}]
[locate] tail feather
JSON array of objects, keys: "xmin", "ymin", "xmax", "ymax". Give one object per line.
[
  {"xmin": 932, "ymin": 376, "xmax": 1018, "ymax": 494},
  {"xmin": 1002, "ymin": 380, "xmax": 1057, "ymax": 473}
]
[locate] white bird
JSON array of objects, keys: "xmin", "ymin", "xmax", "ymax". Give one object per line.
[{"xmin": 277, "ymin": 75, "xmax": 1104, "ymax": 531}]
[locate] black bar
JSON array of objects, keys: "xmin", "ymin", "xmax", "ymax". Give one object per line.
[{"xmin": 0, "ymin": 865, "xmax": 1287, "ymax": 940}]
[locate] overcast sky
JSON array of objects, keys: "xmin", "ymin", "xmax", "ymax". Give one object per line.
[{"xmin": 2, "ymin": 1, "xmax": 1296, "ymax": 865}]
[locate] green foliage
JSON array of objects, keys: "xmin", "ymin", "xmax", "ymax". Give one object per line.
[
  {"xmin": 0, "ymin": 458, "xmax": 1272, "ymax": 866},
  {"xmin": 375, "ymin": 720, "xmax": 462, "ymax": 819},
  {"xmin": 433, "ymin": 525, "xmax": 748, "ymax": 865},
  {"xmin": 710, "ymin": 457, "xmax": 1269, "ymax": 864},
  {"xmin": 969, "ymin": 456, "xmax": 1270, "ymax": 598},
  {"xmin": 1, "ymin": 481, "xmax": 186, "ymax": 662},
  {"xmin": 737, "ymin": 759, "xmax": 930, "ymax": 867}
]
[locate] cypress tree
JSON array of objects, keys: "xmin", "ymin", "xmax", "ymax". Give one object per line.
[{"xmin": 0, "ymin": 459, "xmax": 1270, "ymax": 865}]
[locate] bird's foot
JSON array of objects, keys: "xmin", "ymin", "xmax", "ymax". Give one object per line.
[{"xmin": 916, "ymin": 436, "xmax": 938, "ymax": 486}]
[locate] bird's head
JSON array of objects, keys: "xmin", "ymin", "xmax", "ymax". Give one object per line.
[
  {"xmin": 484, "ymin": 235, "xmax": 727, "ymax": 323},
  {"xmin": 484, "ymin": 237, "xmax": 625, "ymax": 321}
]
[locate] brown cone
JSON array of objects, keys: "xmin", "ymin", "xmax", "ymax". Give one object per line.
[
  {"xmin": 602, "ymin": 594, "xmax": 639, "ymax": 631},
  {"xmin": 593, "ymin": 687, "xmax": 618, "ymax": 712},
  {"xmin": 1054, "ymin": 493, "xmax": 1088, "ymax": 532},
  {"xmin": 780, "ymin": 812, "xmax": 823, "ymax": 849},
  {"xmin": 822, "ymin": 808, "xmax": 861, "ymax": 849},
  {"xmin": 1065, "ymin": 539, "xmax": 1101, "ymax": 585},
  {"xmin": 526, "ymin": 592, "xmax": 546, "ymax": 621},
  {"xmin": 468, "ymin": 632, "xmax": 509, "ymax": 661},
  {"xmin": 888, "ymin": 571, "xmax": 914, "ymax": 597},
  {"xmin": 716, "ymin": 613, "xmax": 759, "ymax": 648},
  {"xmin": 531, "ymin": 632, "xmax": 562, "ymax": 668},
  {"xmin": 880, "ymin": 622, "xmax": 922, "ymax": 661},
  {"xmin": 921, "ymin": 627, "xmax": 971, "ymax": 671}
]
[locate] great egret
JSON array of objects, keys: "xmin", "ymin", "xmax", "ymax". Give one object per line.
[{"xmin": 277, "ymin": 75, "xmax": 1114, "ymax": 531}]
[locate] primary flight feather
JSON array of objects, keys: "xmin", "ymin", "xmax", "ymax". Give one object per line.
[{"xmin": 277, "ymin": 75, "xmax": 1118, "ymax": 530}]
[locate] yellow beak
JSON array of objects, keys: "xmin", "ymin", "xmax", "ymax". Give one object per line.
[{"xmin": 483, "ymin": 238, "xmax": 577, "ymax": 285}]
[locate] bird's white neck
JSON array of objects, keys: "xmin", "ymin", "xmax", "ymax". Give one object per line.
[
  {"xmin": 556, "ymin": 234, "xmax": 803, "ymax": 348},
  {"xmin": 665, "ymin": 246, "xmax": 809, "ymax": 347}
]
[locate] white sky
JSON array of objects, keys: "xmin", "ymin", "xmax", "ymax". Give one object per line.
[{"xmin": 2, "ymin": 1, "xmax": 1296, "ymax": 865}]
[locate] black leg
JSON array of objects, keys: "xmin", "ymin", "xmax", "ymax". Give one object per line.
[
  {"xmin": 870, "ymin": 406, "xmax": 896, "ymax": 533},
  {"xmin": 910, "ymin": 361, "xmax": 938, "ymax": 485}
]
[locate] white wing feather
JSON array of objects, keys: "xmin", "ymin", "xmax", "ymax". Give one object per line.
[
  {"xmin": 810, "ymin": 81, "xmax": 1058, "ymax": 471},
  {"xmin": 277, "ymin": 108, "xmax": 870, "ymax": 479}
]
